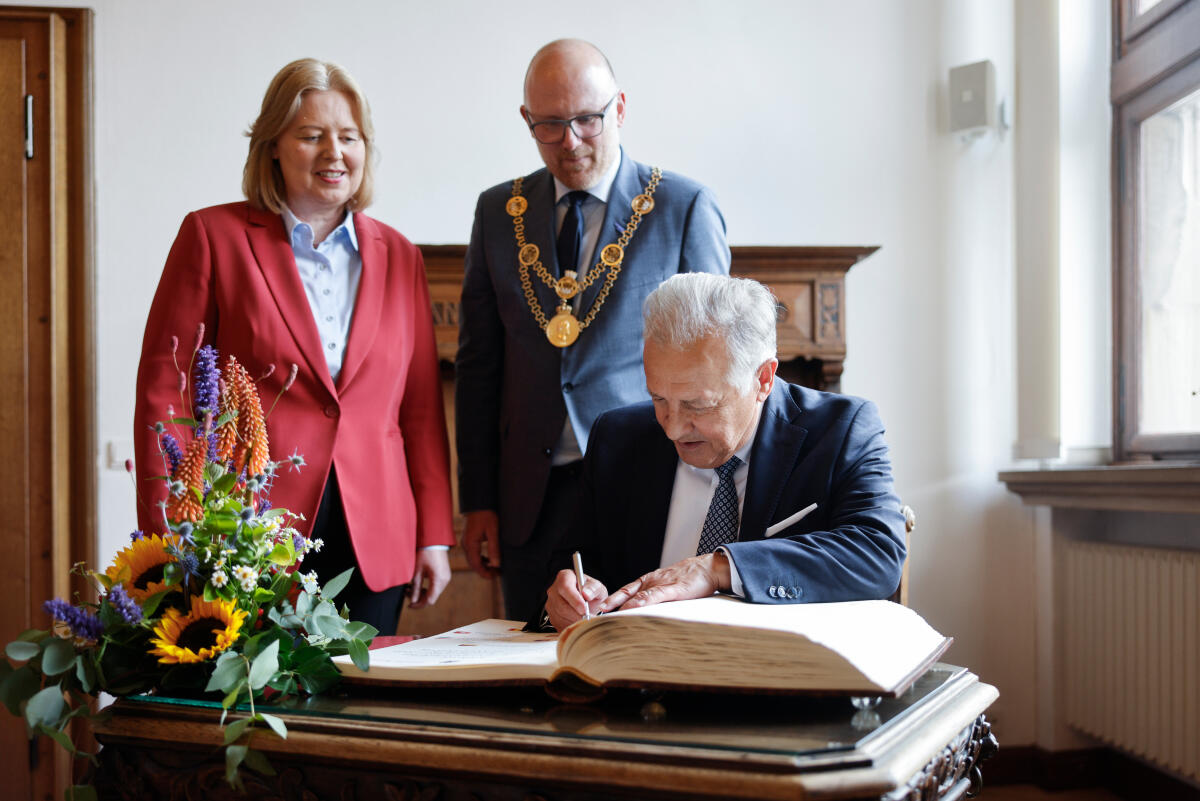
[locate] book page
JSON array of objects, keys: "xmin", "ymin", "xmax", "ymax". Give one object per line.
[
  {"xmin": 558, "ymin": 597, "xmax": 949, "ymax": 693},
  {"xmin": 335, "ymin": 619, "xmax": 561, "ymax": 683}
]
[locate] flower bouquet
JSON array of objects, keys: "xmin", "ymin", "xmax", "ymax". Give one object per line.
[{"xmin": 0, "ymin": 330, "xmax": 375, "ymax": 797}]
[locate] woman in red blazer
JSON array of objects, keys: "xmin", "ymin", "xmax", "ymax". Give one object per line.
[{"xmin": 133, "ymin": 59, "xmax": 454, "ymax": 635}]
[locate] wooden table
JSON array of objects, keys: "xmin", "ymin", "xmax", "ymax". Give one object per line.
[{"xmin": 90, "ymin": 664, "xmax": 998, "ymax": 801}]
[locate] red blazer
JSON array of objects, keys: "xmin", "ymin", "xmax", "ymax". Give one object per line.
[{"xmin": 134, "ymin": 202, "xmax": 455, "ymax": 591}]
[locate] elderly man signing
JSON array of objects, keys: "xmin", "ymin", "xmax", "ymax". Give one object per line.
[{"xmin": 544, "ymin": 273, "xmax": 907, "ymax": 631}]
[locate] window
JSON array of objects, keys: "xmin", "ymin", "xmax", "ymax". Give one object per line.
[{"xmin": 1113, "ymin": 0, "xmax": 1200, "ymax": 460}]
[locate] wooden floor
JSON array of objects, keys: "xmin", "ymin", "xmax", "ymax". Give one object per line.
[{"xmin": 984, "ymin": 786, "xmax": 1123, "ymax": 801}]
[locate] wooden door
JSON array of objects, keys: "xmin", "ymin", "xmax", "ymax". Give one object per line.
[{"xmin": 0, "ymin": 7, "xmax": 93, "ymax": 799}]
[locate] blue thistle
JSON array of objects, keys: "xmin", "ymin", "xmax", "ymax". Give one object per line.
[
  {"xmin": 43, "ymin": 598, "xmax": 103, "ymax": 641},
  {"xmin": 107, "ymin": 585, "xmax": 143, "ymax": 625},
  {"xmin": 161, "ymin": 433, "xmax": 184, "ymax": 474}
]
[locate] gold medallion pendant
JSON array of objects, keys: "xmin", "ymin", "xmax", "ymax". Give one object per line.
[
  {"xmin": 546, "ymin": 306, "xmax": 581, "ymax": 347},
  {"xmin": 508, "ymin": 167, "xmax": 662, "ymax": 348}
]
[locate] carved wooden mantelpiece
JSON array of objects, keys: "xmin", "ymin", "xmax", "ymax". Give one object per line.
[{"xmin": 420, "ymin": 244, "xmax": 879, "ymax": 392}]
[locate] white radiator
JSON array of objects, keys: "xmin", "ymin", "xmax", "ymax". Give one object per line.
[{"xmin": 1060, "ymin": 539, "xmax": 1200, "ymax": 781}]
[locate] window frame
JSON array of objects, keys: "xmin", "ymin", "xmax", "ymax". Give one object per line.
[{"xmin": 1111, "ymin": 0, "xmax": 1200, "ymax": 461}]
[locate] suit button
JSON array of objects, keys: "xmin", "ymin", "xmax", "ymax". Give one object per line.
[
  {"xmin": 324, "ymin": 405, "xmax": 339, "ymax": 418},
  {"xmin": 562, "ymin": 382, "xmax": 574, "ymax": 393},
  {"xmin": 768, "ymin": 585, "xmax": 778, "ymax": 598},
  {"xmin": 543, "ymin": 448, "xmax": 552, "ymax": 457}
]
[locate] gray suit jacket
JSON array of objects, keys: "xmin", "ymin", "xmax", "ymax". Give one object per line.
[{"xmin": 455, "ymin": 150, "xmax": 730, "ymax": 546}]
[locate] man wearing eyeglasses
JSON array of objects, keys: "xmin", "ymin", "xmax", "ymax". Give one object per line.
[{"xmin": 455, "ymin": 38, "xmax": 730, "ymax": 622}]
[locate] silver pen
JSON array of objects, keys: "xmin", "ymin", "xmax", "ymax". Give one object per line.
[{"xmin": 572, "ymin": 550, "xmax": 591, "ymax": 620}]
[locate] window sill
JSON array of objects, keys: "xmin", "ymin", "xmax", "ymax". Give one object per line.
[{"xmin": 998, "ymin": 463, "xmax": 1200, "ymax": 513}]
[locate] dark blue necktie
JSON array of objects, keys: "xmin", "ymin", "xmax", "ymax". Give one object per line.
[
  {"xmin": 556, "ymin": 190, "xmax": 589, "ymax": 275},
  {"xmin": 696, "ymin": 456, "xmax": 742, "ymax": 555}
]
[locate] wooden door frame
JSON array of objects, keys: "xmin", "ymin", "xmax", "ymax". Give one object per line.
[{"xmin": 0, "ymin": 4, "xmax": 95, "ymax": 583}]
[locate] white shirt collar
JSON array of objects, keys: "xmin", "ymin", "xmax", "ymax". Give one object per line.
[
  {"xmin": 280, "ymin": 205, "xmax": 359, "ymax": 252},
  {"xmin": 553, "ymin": 148, "xmax": 623, "ymax": 205}
]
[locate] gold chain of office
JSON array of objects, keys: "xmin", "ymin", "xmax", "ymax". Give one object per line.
[{"xmin": 507, "ymin": 166, "xmax": 662, "ymax": 347}]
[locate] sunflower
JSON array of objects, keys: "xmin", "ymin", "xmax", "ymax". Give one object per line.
[
  {"xmin": 148, "ymin": 596, "xmax": 247, "ymax": 664},
  {"xmin": 105, "ymin": 534, "xmax": 180, "ymax": 603}
]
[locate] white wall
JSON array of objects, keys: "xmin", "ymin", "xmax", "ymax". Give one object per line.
[{"xmin": 21, "ymin": 0, "xmax": 1113, "ymax": 749}]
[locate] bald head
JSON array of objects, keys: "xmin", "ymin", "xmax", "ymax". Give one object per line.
[
  {"xmin": 520, "ymin": 39, "xmax": 625, "ymax": 190},
  {"xmin": 523, "ymin": 39, "xmax": 617, "ymax": 104}
]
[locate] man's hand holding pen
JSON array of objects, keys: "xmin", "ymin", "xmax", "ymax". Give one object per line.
[
  {"xmin": 545, "ymin": 552, "xmax": 734, "ymax": 631},
  {"xmin": 546, "ymin": 568, "xmax": 609, "ymax": 631}
]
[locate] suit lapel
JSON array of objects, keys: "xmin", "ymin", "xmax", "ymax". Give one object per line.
[
  {"xmin": 336, "ymin": 213, "xmax": 383, "ymax": 392},
  {"xmin": 740, "ymin": 383, "xmax": 807, "ymax": 540},
  {"xmin": 578, "ymin": 152, "xmax": 638, "ymax": 313},
  {"xmin": 627, "ymin": 424, "xmax": 680, "ymax": 573},
  {"xmin": 244, "ymin": 206, "xmax": 337, "ymax": 398}
]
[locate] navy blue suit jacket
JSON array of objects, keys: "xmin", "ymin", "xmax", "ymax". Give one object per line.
[
  {"xmin": 562, "ymin": 381, "xmax": 907, "ymax": 603},
  {"xmin": 455, "ymin": 150, "xmax": 729, "ymax": 546}
]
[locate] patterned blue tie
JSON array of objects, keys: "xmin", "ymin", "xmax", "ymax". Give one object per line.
[
  {"xmin": 556, "ymin": 190, "xmax": 589, "ymax": 275},
  {"xmin": 696, "ymin": 456, "xmax": 742, "ymax": 555}
]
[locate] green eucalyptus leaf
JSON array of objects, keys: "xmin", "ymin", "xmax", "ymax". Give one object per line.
[
  {"xmin": 205, "ymin": 651, "xmax": 246, "ymax": 694},
  {"xmin": 6, "ymin": 640, "xmax": 40, "ymax": 662},
  {"xmin": 223, "ymin": 716, "xmax": 253, "ymax": 745},
  {"xmin": 167, "ymin": 416, "xmax": 198, "ymax": 427},
  {"xmin": 347, "ymin": 639, "xmax": 370, "ymax": 672},
  {"xmin": 247, "ymin": 640, "xmax": 279, "ymax": 690},
  {"xmin": 0, "ymin": 665, "xmax": 41, "ymax": 716},
  {"xmin": 41, "ymin": 639, "xmax": 77, "ymax": 676},
  {"xmin": 16, "ymin": 628, "xmax": 52, "ymax": 643},
  {"xmin": 75, "ymin": 656, "xmax": 94, "ymax": 694},
  {"xmin": 242, "ymin": 747, "xmax": 276, "ymax": 776},
  {"xmin": 36, "ymin": 723, "xmax": 76, "ymax": 754},
  {"xmin": 341, "ymin": 621, "xmax": 379, "ymax": 642},
  {"xmin": 321, "ymin": 568, "xmax": 353, "ymax": 601},
  {"xmin": 222, "ymin": 686, "xmax": 241, "ymax": 710},
  {"xmin": 257, "ymin": 712, "xmax": 287, "ymax": 740},
  {"xmin": 24, "ymin": 685, "xmax": 67, "ymax": 730},
  {"xmin": 65, "ymin": 785, "xmax": 98, "ymax": 801},
  {"xmin": 224, "ymin": 743, "xmax": 248, "ymax": 788}
]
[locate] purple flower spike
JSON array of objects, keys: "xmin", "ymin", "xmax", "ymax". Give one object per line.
[
  {"xmin": 43, "ymin": 598, "xmax": 103, "ymax": 641},
  {"xmin": 107, "ymin": 585, "xmax": 143, "ymax": 624},
  {"xmin": 193, "ymin": 345, "xmax": 220, "ymax": 459},
  {"xmin": 130, "ymin": 530, "xmax": 145, "ymax": 542},
  {"xmin": 161, "ymin": 433, "xmax": 184, "ymax": 474}
]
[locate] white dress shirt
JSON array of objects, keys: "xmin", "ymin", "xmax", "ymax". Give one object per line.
[
  {"xmin": 280, "ymin": 205, "xmax": 362, "ymax": 383},
  {"xmin": 550, "ymin": 155, "xmax": 622, "ymax": 466},
  {"xmin": 658, "ymin": 407, "xmax": 764, "ymax": 597}
]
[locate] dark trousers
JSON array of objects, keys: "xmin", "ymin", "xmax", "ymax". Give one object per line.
[
  {"xmin": 303, "ymin": 468, "xmax": 406, "ymax": 636},
  {"xmin": 501, "ymin": 461, "xmax": 583, "ymax": 622}
]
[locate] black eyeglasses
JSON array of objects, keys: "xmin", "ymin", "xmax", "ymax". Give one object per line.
[{"xmin": 525, "ymin": 93, "xmax": 619, "ymax": 144}]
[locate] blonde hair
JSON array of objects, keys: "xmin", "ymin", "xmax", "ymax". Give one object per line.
[{"xmin": 242, "ymin": 58, "xmax": 376, "ymax": 213}]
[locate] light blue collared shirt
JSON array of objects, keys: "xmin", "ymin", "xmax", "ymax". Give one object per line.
[
  {"xmin": 280, "ymin": 206, "xmax": 362, "ymax": 383},
  {"xmin": 550, "ymin": 153, "xmax": 623, "ymax": 465}
]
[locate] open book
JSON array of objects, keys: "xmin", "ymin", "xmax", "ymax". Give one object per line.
[{"xmin": 335, "ymin": 597, "xmax": 952, "ymax": 699}]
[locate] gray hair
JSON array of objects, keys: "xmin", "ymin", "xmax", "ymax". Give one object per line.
[{"xmin": 642, "ymin": 274, "xmax": 778, "ymax": 391}]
